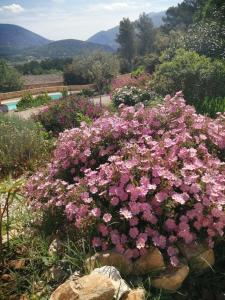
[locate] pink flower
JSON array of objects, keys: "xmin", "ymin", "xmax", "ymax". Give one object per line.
[
  {"xmin": 91, "ymin": 208, "xmax": 101, "ymax": 217},
  {"xmin": 170, "ymin": 256, "xmax": 179, "ymax": 267},
  {"xmin": 111, "ymin": 197, "xmax": 119, "ymax": 206},
  {"xmin": 155, "ymin": 192, "xmax": 168, "ymax": 203},
  {"xmin": 165, "ymin": 219, "xmax": 177, "ymax": 231},
  {"xmin": 129, "ymin": 227, "xmax": 139, "ymax": 239},
  {"xmin": 103, "ymin": 213, "xmax": 112, "ymax": 223},
  {"xmin": 136, "ymin": 233, "xmax": 147, "ymax": 249},
  {"xmin": 92, "ymin": 237, "xmax": 101, "ymax": 248},
  {"xmin": 120, "ymin": 208, "xmax": 132, "ymax": 219},
  {"xmin": 172, "ymin": 193, "xmax": 189, "ymax": 204}
]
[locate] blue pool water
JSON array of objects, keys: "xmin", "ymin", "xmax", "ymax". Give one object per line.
[{"xmin": 5, "ymin": 92, "xmax": 62, "ymax": 111}]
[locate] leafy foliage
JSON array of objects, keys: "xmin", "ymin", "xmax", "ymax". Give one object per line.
[
  {"xmin": 16, "ymin": 58, "xmax": 72, "ymax": 75},
  {"xmin": 64, "ymin": 52, "xmax": 119, "ymax": 94},
  {"xmin": 17, "ymin": 92, "xmax": 52, "ymax": 110},
  {"xmin": 151, "ymin": 49, "xmax": 225, "ymax": 105},
  {"xmin": 0, "ymin": 59, "xmax": 23, "ymax": 92},
  {"xmin": 0, "ymin": 114, "xmax": 52, "ymax": 178},
  {"xmin": 183, "ymin": 21, "xmax": 225, "ymax": 59},
  {"xmin": 195, "ymin": 97, "xmax": 225, "ymax": 118}
]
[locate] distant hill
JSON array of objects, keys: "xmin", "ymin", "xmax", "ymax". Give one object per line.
[
  {"xmin": 0, "ymin": 24, "xmax": 114, "ymax": 59},
  {"xmin": 87, "ymin": 11, "xmax": 165, "ymax": 50},
  {"xmin": 26, "ymin": 39, "xmax": 114, "ymax": 58},
  {"xmin": 0, "ymin": 24, "xmax": 50, "ymax": 48}
]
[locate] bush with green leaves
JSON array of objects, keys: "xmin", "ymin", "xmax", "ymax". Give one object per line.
[
  {"xmin": 195, "ymin": 97, "xmax": 225, "ymax": 118},
  {"xmin": 151, "ymin": 49, "xmax": 225, "ymax": 105},
  {"xmin": 112, "ymin": 86, "xmax": 161, "ymax": 107},
  {"xmin": 0, "ymin": 114, "xmax": 52, "ymax": 178},
  {"xmin": 34, "ymin": 96, "xmax": 105, "ymax": 135},
  {"xmin": 0, "ymin": 59, "xmax": 23, "ymax": 92},
  {"xmin": 17, "ymin": 92, "xmax": 52, "ymax": 110},
  {"xmin": 183, "ymin": 21, "xmax": 225, "ymax": 59}
]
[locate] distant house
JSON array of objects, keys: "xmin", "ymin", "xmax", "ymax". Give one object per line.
[{"xmin": 23, "ymin": 74, "xmax": 64, "ymax": 89}]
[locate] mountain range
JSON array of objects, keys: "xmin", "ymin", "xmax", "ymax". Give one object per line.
[
  {"xmin": 0, "ymin": 24, "xmax": 114, "ymax": 59},
  {"xmin": 0, "ymin": 12, "xmax": 165, "ymax": 59},
  {"xmin": 87, "ymin": 11, "xmax": 165, "ymax": 50}
]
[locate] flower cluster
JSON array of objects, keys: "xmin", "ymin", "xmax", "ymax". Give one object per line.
[
  {"xmin": 34, "ymin": 96, "xmax": 105, "ymax": 135},
  {"xmin": 112, "ymin": 86, "xmax": 159, "ymax": 107},
  {"xmin": 26, "ymin": 92, "xmax": 225, "ymax": 266},
  {"xmin": 111, "ymin": 73, "xmax": 150, "ymax": 92}
]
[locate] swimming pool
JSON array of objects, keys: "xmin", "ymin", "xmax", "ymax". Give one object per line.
[{"xmin": 4, "ymin": 92, "xmax": 62, "ymax": 111}]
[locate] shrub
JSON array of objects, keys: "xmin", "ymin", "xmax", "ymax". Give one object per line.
[
  {"xmin": 0, "ymin": 114, "xmax": 52, "ymax": 178},
  {"xmin": 78, "ymin": 88, "xmax": 95, "ymax": 98},
  {"xmin": 112, "ymin": 86, "xmax": 160, "ymax": 107},
  {"xmin": 111, "ymin": 73, "xmax": 150, "ymax": 93},
  {"xmin": 183, "ymin": 21, "xmax": 225, "ymax": 59},
  {"xmin": 0, "ymin": 59, "xmax": 23, "ymax": 92},
  {"xmin": 26, "ymin": 92, "xmax": 225, "ymax": 265},
  {"xmin": 131, "ymin": 66, "xmax": 145, "ymax": 78},
  {"xmin": 134, "ymin": 53, "xmax": 160, "ymax": 74},
  {"xmin": 151, "ymin": 49, "xmax": 225, "ymax": 105},
  {"xmin": 195, "ymin": 97, "xmax": 225, "ymax": 118},
  {"xmin": 17, "ymin": 92, "xmax": 52, "ymax": 111},
  {"xmin": 34, "ymin": 96, "xmax": 105, "ymax": 135}
]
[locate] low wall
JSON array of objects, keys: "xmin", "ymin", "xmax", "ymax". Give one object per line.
[
  {"xmin": 24, "ymin": 82, "xmax": 64, "ymax": 89},
  {"xmin": 0, "ymin": 84, "xmax": 95, "ymax": 101}
]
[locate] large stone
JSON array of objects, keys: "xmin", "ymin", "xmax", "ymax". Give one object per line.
[
  {"xmin": 50, "ymin": 281, "xmax": 77, "ymax": 300},
  {"xmin": 50, "ymin": 273, "xmax": 115, "ymax": 300},
  {"xmin": 121, "ymin": 289, "xmax": 145, "ymax": 300},
  {"xmin": 133, "ymin": 247, "xmax": 165, "ymax": 275},
  {"xmin": 91, "ymin": 266, "xmax": 130, "ymax": 299},
  {"xmin": 152, "ymin": 264, "xmax": 189, "ymax": 291},
  {"xmin": 178, "ymin": 242, "xmax": 215, "ymax": 270},
  {"xmin": 85, "ymin": 251, "xmax": 133, "ymax": 275}
]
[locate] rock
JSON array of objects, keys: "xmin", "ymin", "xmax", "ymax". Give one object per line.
[
  {"xmin": 178, "ymin": 242, "xmax": 215, "ymax": 270},
  {"xmin": 152, "ymin": 264, "xmax": 189, "ymax": 291},
  {"xmin": 0, "ymin": 104, "xmax": 9, "ymax": 113},
  {"xmin": 91, "ymin": 266, "xmax": 130, "ymax": 299},
  {"xmin": 85, "ymin": 251, "xmax": 133, "ymax": 275},
  {"xmin": 133, "ymin": 247, "xmax": 165, "ymax": 275},
  {"xmin": 50, "ymin": 281, "xmax": 76, "ymax": 300},
  {"xmin": 8, "ymin": 259, "xmax": 26, "ymax": 269},
  {"xmin": 50, "ymin": 273, "xmax": 115, "ymax": 300},
  {"xmin": 121, "ymin": 289, "xmax": 146, "ymax": 300},
  {"xmin": 1, "ymin": 274, "xmax": 14, "ymax": 282}
]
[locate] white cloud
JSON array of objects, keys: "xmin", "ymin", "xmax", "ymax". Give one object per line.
[
  {"xmin": 0, "ymin": 3, "xmax": 24, "ymax": 14},
  {"xmin": 88, "ymin": 2, "xmax": 129, "ymax": 12}
]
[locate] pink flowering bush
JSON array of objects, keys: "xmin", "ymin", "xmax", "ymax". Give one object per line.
[
  {"xmin": 26, "ymin": 92, "xmax": 225, "ymax": 266},
  {"xmin": 111, "ymin": 73, "xmax": 150, "ymax": 92}
]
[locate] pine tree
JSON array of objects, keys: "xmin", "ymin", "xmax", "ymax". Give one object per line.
[
  {"xmin": 136, "ymin": 13, "xmax": 155, "ymax": 55},
  {"xmin": 116, "ymin": 18, "xmax": 136, "ymax": 71}
]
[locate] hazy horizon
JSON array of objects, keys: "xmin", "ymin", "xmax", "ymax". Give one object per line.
[{"xmin": 0, "ymin": 1, "xmax": 181, "ymax": 40}]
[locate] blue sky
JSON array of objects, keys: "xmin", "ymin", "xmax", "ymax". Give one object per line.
[{"xmin": 0, "ymin": 1, "xmax": 181, "ymax": 40}]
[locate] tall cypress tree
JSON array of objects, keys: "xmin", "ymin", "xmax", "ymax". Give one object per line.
[
  {"xmin": 136, "ymin": 13, "xmax": 155, "ymax": 55},
  {"xmin": 116, "ymin": 18, "xmax": 136, "ymax": 71}
]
